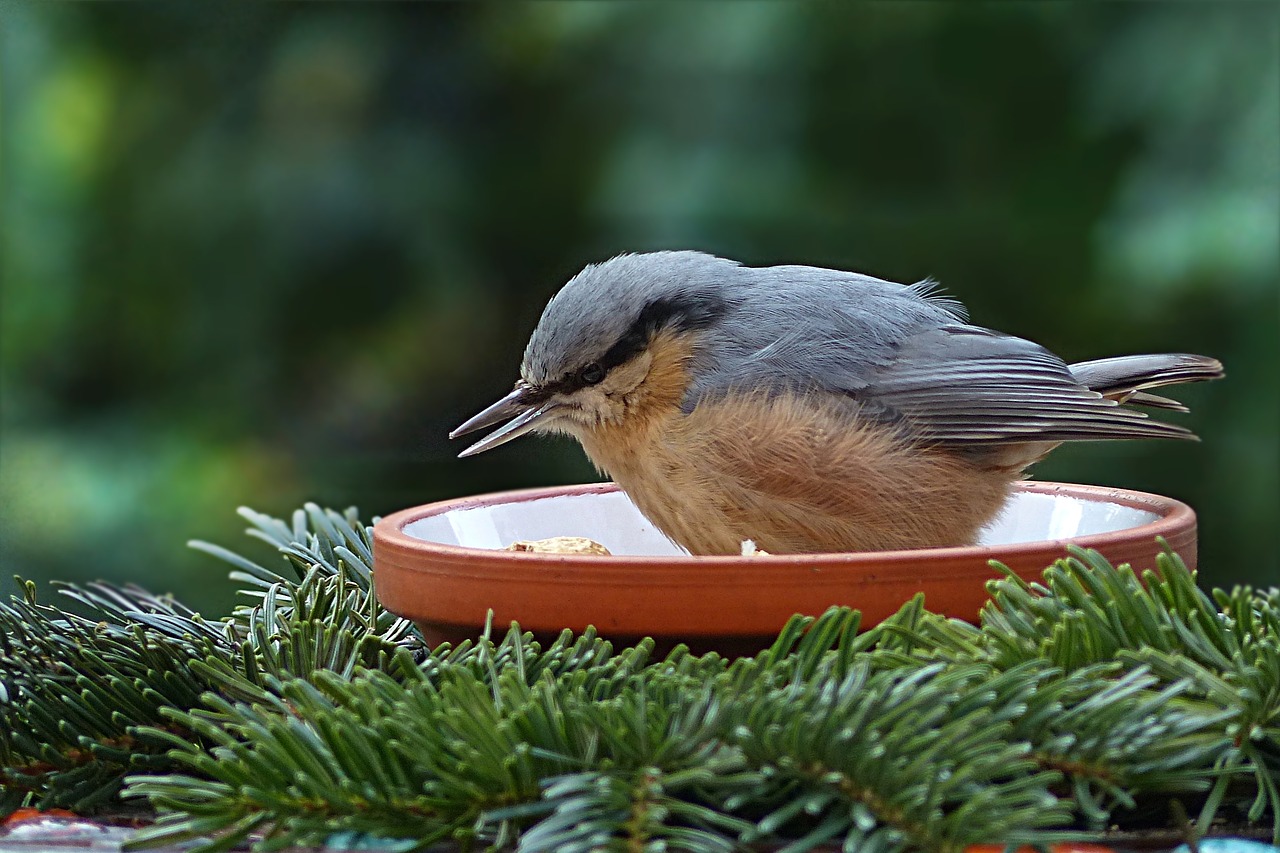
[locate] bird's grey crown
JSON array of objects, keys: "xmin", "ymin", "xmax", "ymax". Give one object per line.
[{"xmin": 521, "ymin": 251, "xmax": 741, "ymax": 388}]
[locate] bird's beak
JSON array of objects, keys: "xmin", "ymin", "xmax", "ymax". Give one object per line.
[{"xmin": 449, "ymin": 382, "xmax": 563, "ymax": 458}]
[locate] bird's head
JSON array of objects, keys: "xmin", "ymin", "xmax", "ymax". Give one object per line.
[{"xmin": 451, "ymin": 251, "xmax": 735, "ymax": 456}]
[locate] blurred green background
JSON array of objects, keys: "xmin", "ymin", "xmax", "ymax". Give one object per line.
[{"xmin": 2, "ymin": 3, "xmax": 1276, "ymax": 617}]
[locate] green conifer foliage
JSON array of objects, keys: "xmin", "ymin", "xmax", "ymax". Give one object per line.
[{"xmin": 2, "ymin": 505, "xmax": 1276, "ymax": 851}]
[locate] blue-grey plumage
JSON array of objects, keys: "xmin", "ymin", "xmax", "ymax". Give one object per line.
[{"xmin": 452, "ymin": 251, "xmax": 1223, "ymax": 555}]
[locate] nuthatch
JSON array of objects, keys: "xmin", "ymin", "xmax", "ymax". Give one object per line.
[{"xmin": 451, "ymin": 251, "xmax": 1223, "ymax": 555}]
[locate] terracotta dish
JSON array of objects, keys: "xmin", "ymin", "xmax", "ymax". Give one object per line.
[{"xmin": 373, "ymin": 482, "xmax": 1196, "ymax": 656}]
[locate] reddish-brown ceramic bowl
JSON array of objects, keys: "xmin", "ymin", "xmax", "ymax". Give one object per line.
[{"xmin": 373, "ymin": 481, "xmax": 1196, "ymax": 656}]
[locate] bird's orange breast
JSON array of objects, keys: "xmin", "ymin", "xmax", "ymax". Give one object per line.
[{"xmin": 576, "ymin": 334, "xmax": 1017, "ymax": 555}]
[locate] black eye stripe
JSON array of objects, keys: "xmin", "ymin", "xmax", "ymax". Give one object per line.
[
  {"xmin": 598, "ymin": 292, "xmax": 726, "ymax": 373},
  {"xmin": 551, "ymin": 291, "xmax": 727, "ymax": 395}
]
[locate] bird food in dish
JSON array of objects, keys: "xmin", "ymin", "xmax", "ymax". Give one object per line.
[{"xmin": 504, "ymin": 536, "xmax": 612, "ymax": 556}]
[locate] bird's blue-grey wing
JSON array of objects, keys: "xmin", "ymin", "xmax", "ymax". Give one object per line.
[
  {"xmin": 686, "ymin": 266, "xmax": 1193, "ymax": 442},
  {"xmin": 688, "ymin": 268, "xmax": 966, "ymax": 404},
  {"xmin": 860, "ymin": 325, "xmax": 1196, "ymax": 442}
]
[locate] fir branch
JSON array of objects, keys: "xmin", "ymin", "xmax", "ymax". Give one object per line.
[
  {"xmin": 2, "ymin": 503, "xmax": 425, "ymax": 815},
  {"xmin": 5, "ymin": 503, "xmax": 1277, "ymax": 851},
  {"xmin": 980, "ymin": 546, "xmax": 1235, "ymax": 673},
  {"xmin": 979, "ymin": 545, "xmax": 1280, "ymax": 838},
  {"xmin": 1123, "ymin": 582, "xmax": 1280, "ymax": 840},
  {"xmin": 0, "ymin": 580, "xmax": 234, "ymax": 812},
  {"xmin": 1008, "ymin": 664, "xmax": 1229, "ymax": 825},
  {"xmin": 726, "ymin": 659, "xmax": 1072, "ymax": 852},
  {"xmin": 126, "ymin": 652, "xmax": 755, "ymax": 852},
  {"xmin": 507, "ymin": 768, "xmax": 751, "ymax": 853},
  {"xmin": 190, "ymin": 503, "xmax": 421, "ymax": 658},
  {"xmin": 191, "ymin": 503, "xmax": 375, "ymax": 589},
  {"xmin": 858, "ymin": 594, "xmax": 986, "ymax": 667}
]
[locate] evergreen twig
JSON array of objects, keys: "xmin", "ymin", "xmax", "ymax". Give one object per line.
[{"xmin": 2, "ymin": 506, "xmax": 1276, "ymax": 851}]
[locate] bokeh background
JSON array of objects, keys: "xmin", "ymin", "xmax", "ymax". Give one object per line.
[{"xmin": 2, "ymin": 3, "xmax": 1276, "ymax": 617}]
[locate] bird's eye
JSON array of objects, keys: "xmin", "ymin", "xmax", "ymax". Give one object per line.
[{"xmin": 579, "ymin": 362, "xmax": 605, "ymax": 385}]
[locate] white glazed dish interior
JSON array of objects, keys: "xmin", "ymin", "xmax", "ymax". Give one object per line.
[{"xmin": 401, "ymin": 488, "xmax": 1160, "ymax": 557}]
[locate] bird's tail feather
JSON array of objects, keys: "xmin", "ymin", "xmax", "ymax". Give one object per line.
[{"xmin": 1069, "ymin": 354, "xmax": 1224, "ymax": 411}]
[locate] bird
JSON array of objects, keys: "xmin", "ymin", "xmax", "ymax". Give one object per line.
[{"xmin": 450, "ymin": 251, "xmax": 1223, "ymax": 556}]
